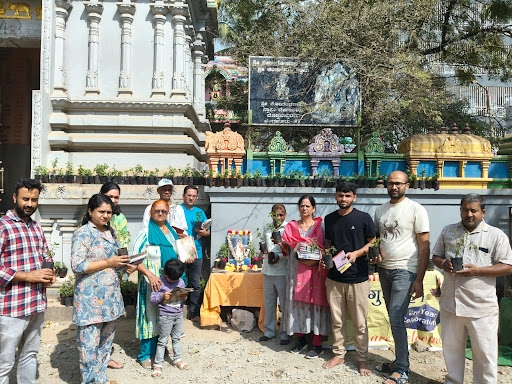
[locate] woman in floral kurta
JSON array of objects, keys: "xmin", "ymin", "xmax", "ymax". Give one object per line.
[{"xmin": 71, "ymin": 194, "xmax": 132, "ymax": 384}]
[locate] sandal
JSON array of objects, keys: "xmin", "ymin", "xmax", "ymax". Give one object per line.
[
  {"xmin": 173, "ymin": 360, "xmax": 189, "ymax": 370},
  {"xmin": 107, "ymin": 360, "xmax": 124, "ymax": 369},
  {"xmin": 384, "ymin": 371, "xmax": 409, "ymax": 384},
  {"xmin": 376, "ymin": 362, "xmax": 394, "ymax": 374},
  {"xmin": 139, "ymin": 359, "xmax": 152, "ymax": 370},
  {"xmin": 151, "ymin": 366, "xmax": 162, "ymax": 378}
]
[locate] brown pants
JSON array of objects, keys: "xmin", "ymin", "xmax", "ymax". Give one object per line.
[{"xmin": 325, "ymin": 278, "xmax": 370, "ymax": 361}]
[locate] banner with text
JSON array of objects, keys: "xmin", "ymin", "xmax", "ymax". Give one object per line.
[{"xmin": 248, "ymin": 56, "xmax": 360, "ymax": 127}]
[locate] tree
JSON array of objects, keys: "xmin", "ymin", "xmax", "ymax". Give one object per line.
[{"xmin": 217, "ymin": 0, "xmax": 512, "ymax": 149}]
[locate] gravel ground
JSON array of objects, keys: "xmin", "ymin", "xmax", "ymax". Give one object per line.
[{"xmin": 29, "ymin": 316, "xmax": 512, "ymax": 384}]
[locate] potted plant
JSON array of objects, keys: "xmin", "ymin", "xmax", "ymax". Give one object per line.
[
  {"xmin": 450, "ymin": 230, "xmax": 477, "ymax": 272},
  {"xmin": 368, "ymin": 238, "xmax": 381, "ymax": 262},
  {"xmin": 432, "ymin": 171, "xmax": 440, "ymax": 190},
  {"xmin": 418, "ymin": 169, "xmax": 426, "ymax": 190},
  {"xmin": 120, "ymin": 280, "xmax": 138, "ymax": 306},
  {"xmin": 34, "ymin": 165, "xmax": 50, "ymax": 183},
  {"xmin": 255, "ymin": 227, "xmax": 268, "ymax": 254},
  {"xmin": 214, "ymin": 243, "xmax": 229, "ymax": 269},
  {"xmin": 409, "ymin": 172, "xmax": 418, "ymax": 189},
  {"xmin": 133, "ymin": 164, "xmax": 143, "ymax": 184},
  {"xmin": 322, "ymin": 246, "xmax": 337, "ymax": 269},
  {"xmin": 243, "ymin": 171, "xmax": 252, "ymax": 187},
  {"xmin": 253, "ymin": 169, "xmax": 263, "ymax": 186},
  {"xmin": 164, "ymin": 166, "xmax": 176, "ymax": 183},
  {"xmin": 94, "ymin": 163, "xmax": 110, "ymax": 184},
  {"xmin": 64, "ymin": 162, "xmax": 75, "ymax": 183},
  {"xmin": 205, "ymin": 169, "xmax": 215, "ymax": 187},
  {"xmin": 182, "ymin": 165, "xmax": 193, "ymax": 185},
  {"xmin": 58, "ymin": 276, "xmax": 75, "ymax": 306}
]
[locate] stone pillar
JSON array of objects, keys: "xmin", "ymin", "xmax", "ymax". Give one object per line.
[
  {"xmin": 117, "ymin": 1, "xmax": 136, "ymax": 96},
  {"xmin": 85, "ymin": 1, "xmax": 104, "ymax": 96},
  {"xmin": 193, "ymin": 33, "xmax": 206, "ymax": 117},
  {"xmin": 53, "ymin": 0, "xmax": 72, "ymax": 96},
  {"xmin": 170, "ymin": 2, "xmax": 188, "ymax": 101},
  {"xmin": 185, "ymin": 27, "xmax": 194, "ymax": 101},
  {"xmin": 57, "ymin": 219, "xmax": 79, "ymax": 268},
  {"xmin": 150, "ymin": 2, "xmax": 168, "ymax": 98},
  {"xmin": 40, "ymin": 219, "xmax": 55, "ymax": 243}
]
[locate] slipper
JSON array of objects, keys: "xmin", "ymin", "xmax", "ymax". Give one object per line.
[
  {"xmin": 152, "ymin": 366, "xmax": 162, "ymax": 378},
  {"xmin": 173, "ymin": 360, "xmax": 189, "ymax": 370},
  {"xmin": 384, "ymin": 371, "xmax": 409, "ymax": 384},
  {"xmin": 107, "ymin": 360, "xmax": 124, "ymax": 369},
  {"xmin": 376, "ymin": 362, "xmax": 394, "ymax": 374},
  {"xmin": 139, "ymin": 359, "xmax": 152, "ymax": 370}
]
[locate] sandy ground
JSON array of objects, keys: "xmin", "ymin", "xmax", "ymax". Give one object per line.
[{"xmin": 20, "ymin": 314, "xmax": 511, "ymax": 384}]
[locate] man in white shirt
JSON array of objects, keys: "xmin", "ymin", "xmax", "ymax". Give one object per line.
[
  {"xmin": 432, "ymin": 193, "xmax": 512, "ymax": 384},
  {"xmin": 374, "ymin": 170, "xmax": 430, "ymax": 384},
  {"xmin": 140, "ymin": 178, "xmax": 187, "ymax": 237}
]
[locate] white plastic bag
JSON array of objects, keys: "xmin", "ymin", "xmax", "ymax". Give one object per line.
[{"xmin": 230, "ymin": 309, "xmax": 256, "ymax": 332}]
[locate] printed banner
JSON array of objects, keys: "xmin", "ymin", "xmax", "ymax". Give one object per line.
[{"xmin": 367, "ymin": 270, "xmax": 443, "ymax": 349}]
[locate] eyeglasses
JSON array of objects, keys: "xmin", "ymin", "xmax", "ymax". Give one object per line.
[
  {"xmin": 387, "ymin": 182, "xmax": 408, "ymax": 188},
  {"xmin": 154, "ymin": 210, "xmax": 169, "ymax": 215}
]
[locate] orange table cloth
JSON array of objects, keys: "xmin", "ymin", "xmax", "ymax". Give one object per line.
[{"xmin": 200, "ymin": 271, "xmax": 265, "ymax": 332}]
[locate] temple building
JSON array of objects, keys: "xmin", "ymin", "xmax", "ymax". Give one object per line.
[{"xmin": 0, "ymin": 0, "xmax": 217, "ymax": 214}]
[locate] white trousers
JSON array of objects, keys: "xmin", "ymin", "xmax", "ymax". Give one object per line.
[{"xmin": 440, "ymin": 308, "xmax": 499, "ymax": 384}]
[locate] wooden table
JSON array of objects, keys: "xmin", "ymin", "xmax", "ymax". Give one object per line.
[{"xmin": 200, "ymin": 271, "xmax": 265, "ymax": 332}]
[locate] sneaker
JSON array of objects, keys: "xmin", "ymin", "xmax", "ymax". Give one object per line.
[
  {"xmin": 290, "ymin": 338, "xmax": 308, "ymax": 354},
  {"xmin": 259, "ymin": 335, "xmax": 273, "ymax": 342},
  {"xmin": 305, "ymin": 345, "xmax": 323, "ymax": 359}
]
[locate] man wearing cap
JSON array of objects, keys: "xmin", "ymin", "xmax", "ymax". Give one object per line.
[{"xmin": 141, "ymin": 178, "xmax": 188, "ymax": 237}]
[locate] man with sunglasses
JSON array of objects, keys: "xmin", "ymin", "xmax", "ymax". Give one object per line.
[
  {"xmin": 373, "ymin": 170, "xmax": 430, "ymax": 384},
  {"xmin": 180, "ymin": 185, "xmax": 210, "ymax": 323},
  {"xmin": 141, "ymin": 178, "xmax": 187, "ymax": 238}
]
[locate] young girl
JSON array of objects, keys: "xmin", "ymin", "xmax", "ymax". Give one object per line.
[{"xmin": 150, "ymin": 259, "xmax": 190, "ymax": 377}]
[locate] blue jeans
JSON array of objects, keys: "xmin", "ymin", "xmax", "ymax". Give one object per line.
[
  {"xmin": 377, "ymin": 267, "xmax": 416, "ymax": 374},
  {"xmin": 0, "ymin": 312, "xmax": 44, "ymax": 384},
  {"xmin": 154, "ymin": 313, "xmax": 183, "ymax": 366},
  {"xmin": 186, "ymin": 258, "xmax": 203, "ymax": 318}
]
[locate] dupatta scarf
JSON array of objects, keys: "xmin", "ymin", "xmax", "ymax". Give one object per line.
[{"xmin": 283, "ymin": 217, "xmax": 328, "ymax": 307}]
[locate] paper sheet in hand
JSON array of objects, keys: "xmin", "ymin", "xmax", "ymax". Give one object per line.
[
  {"xmin": 201, "ymin": 218, "xmax": 212, "ymax": 229},
  {"xmin": 176, "ymin": 236, "xmax": 198, "ymax": 263},
  {"xmin": 333, "ymin": 251, "xmax": 351, "ymax": 274},
  {"xmin": 128, "ymin": 252, "xmax": 147, "ymax": 264},
  {"xmin": 166, "ymin": 287, "xmax": 194, "ymax": 303},
  {"xmin": 295, "ymin": 242, "xmax": 321, "ymax": 260}
]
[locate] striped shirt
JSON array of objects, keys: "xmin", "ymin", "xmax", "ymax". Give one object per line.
[{"xmin": 0, "ymin": 210, "xmax": 50, "ymax": 317}]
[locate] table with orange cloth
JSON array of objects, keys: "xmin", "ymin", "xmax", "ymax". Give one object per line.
[{"xmin": 200, "ymin": 271, "xmax": 265, "ymax": 332}]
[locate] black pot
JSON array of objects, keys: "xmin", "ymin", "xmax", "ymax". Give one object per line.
[
  {"xmin": 206, "ymin": 178, "xmax": 214, "ymax": 187},
  {"xmin": 64, "ymin": 296, "xmax": 73, "ymax": 307},
  {"xmin": 41, "ymin": 175, "xmax": 49, "ymax": 183},
  {"xmin": 255, "ymin": 178, "xmax": 262, "ymax": 187},
  {"xmin": 267, "ymin": 252, "xmax": 279, "ymax": 265},
  {"xmin": 368, "ymin": 247, "xmax": 379, "ymax": 262},
  {"xmin": 271, "ymin": 231, "xmax": 282, "ymax": 243},
  {"xmin": 322, "ymin": 254, "xmax": 334, "ymax": 269},
  {"xmin": 419, "ymin": 180, "xmax": 426, "ymax": 190},
  {"xmin": 230, "ymin": 178, "xmax": 236, "ymax": 188},
  {"xmin": 58, "ymin": 268, "xmax": 68, "ymax": 278},
  {"xmin": 433, "ymin": 181, "xmax": 440, "ymax": 190},
  {"xmin": 243, "ymin": 178, "xmax": 250, "ymax": 187},
  {"xmin": 259, "ymin": 241, "xmax": 268, "ymax": 253},
  {"xmin": 305, "ymin": 178, "xmax": 312, "ymax": 187},
  {"xmin": 236, "ymin": 178, "xmax": 243, "ymax": 188},
  {"xmin": 217, "ymin": 260, "xmax": 226, "ymax": 270}
]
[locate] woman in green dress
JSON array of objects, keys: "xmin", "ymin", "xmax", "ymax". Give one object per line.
[{"xmin": 132, "ymin": 199, "xmax": 187, "ymax": 369}]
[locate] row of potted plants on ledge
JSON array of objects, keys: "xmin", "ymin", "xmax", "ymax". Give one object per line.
[{"xmin": 34, "ymin": 161, "xmax": 440, "ymax": 189}]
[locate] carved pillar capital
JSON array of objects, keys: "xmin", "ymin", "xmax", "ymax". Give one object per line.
[
  {"xmin": 85, "ymin": 1, "xmax": 104, "ymax": 16},
  {"xmin": 55, "ymin": 0, "xmax": 72, "ymax": 12},
  {"xmin": 117, "ymin": 3, "xmax": 135, "ymax": 16}
]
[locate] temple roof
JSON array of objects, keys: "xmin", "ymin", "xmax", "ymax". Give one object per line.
[{"xmin": 397, "ymin": 124, "xmax": 493, "ymax": 160}]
